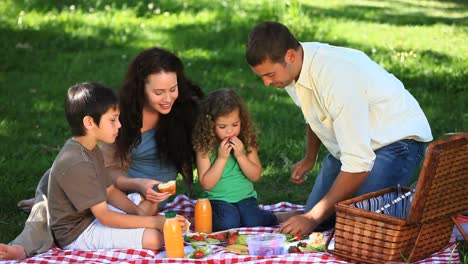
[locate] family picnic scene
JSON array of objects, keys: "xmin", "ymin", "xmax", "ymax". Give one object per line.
[{"xmin": 0, "ymin": 1, "xmax": 466, "ymax": 263}]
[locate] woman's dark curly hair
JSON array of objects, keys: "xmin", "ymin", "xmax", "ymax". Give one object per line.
[
  {"xmin": 193, "ymin": 89, "xmax": 257, "ymax": 156},
  {"xmin": 116, "ymin": 47, "xmax": 203, "ymax": 195}
]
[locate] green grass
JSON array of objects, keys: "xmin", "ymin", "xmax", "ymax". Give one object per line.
[{"xmin": 0, "ymin": 0, "xmax": 467, "ymax": 261}]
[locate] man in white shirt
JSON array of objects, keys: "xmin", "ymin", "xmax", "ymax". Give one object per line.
[{"xmin": 246, "ymin": 21, "xmax": 432, "ymax": 235}]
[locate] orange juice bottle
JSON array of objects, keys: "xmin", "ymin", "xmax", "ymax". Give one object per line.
[
  {"xmin": 163, "ymin": 211, "xmax": 184, "ymax": 258},
  {"xmin": 194, "ymin": 193, "xmax": 212, "ymax": 233}
]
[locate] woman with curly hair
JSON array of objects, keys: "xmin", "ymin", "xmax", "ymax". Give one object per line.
[
  {"xmin": 192, "ymin": 89, "xmax": 278, "ymax": 231},
  {"xmin": 102, "ymin": 47, "xmax": 203, "ymax": 210}
]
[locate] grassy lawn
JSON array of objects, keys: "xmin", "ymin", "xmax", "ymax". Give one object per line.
[{"xmin": 0, "ymin": 0, "xmax": 466, "ymax": 261}]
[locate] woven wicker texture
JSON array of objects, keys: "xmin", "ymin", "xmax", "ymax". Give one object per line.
[{"xmin": 330, "ymin": 134, "xmax": 468, "ymax": 263}]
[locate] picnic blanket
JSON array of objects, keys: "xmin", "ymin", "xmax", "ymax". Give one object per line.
[{"xmin": 2, "ymin": 195, "xmax": 461, "ymax": 264}]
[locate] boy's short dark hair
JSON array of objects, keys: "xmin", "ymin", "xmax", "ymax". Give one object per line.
[
  {"xmin": 246, "ymin": 21, "xmax": 300, "ymax": 67},
  {"xmin": 65, "ymin": 82, "xmax": 118, "ymax": 136}
]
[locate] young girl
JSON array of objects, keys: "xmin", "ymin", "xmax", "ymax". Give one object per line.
[{"xmin": 192, "ymin": 89, "xmax": 278, "ymax": 231}]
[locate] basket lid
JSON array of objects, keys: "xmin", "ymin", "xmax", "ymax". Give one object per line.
[{"xmin": 407, "ymin": 134, "xmax": 468, "ymax": 223}]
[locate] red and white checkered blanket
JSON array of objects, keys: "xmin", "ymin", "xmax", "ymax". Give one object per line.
[{"xmin": 3, "ymin": 195, "xmax": 461, "ymax": 264}]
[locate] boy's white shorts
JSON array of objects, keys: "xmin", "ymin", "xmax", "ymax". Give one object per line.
[{"xmin": 64, "ymin": 193, "xmax": 146, "ymax": 250}]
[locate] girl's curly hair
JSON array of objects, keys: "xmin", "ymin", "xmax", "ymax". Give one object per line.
[{"xmin": 193, "ymin": 89, "xmax": 257, "ymax": 156}]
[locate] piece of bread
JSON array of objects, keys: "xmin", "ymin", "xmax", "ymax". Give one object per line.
[
  {"xmin": 225, "ymin": 244, "xmax": 249, "ymax": 255},
  {"xmin": 157, "ymin": 180, "xmax": 176, "ymax": 195},
  {"xmin": 308, "ymin": 232, "xmax": 324, "ymax": 245}
]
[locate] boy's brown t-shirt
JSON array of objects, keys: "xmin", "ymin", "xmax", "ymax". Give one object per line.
[{"xmin": 48, "ymin": 139, "xmax": 113, "ymax": 248}]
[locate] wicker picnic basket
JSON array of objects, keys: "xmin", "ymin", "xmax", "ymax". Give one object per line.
[{"xmin": 328, "ymin": 134, "xmax": 468, "ymax": 263}]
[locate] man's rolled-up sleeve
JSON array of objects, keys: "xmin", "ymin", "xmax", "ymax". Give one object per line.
[{"xmin": 328, "ymin": 82, "xmax": 375, "ymax": 173}]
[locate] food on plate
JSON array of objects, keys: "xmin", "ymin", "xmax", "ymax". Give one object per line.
[
  {"xmin": 185, "ymin": 233, "xmax": 220, "ymax": 244},
  {"xmin": 274, "ymin": 231, "xmax": 307, "ymax": 242},
  {"xmin": 227, "ymin": 232, "xmax": 250, "ymax": 246},
  {"xmin": 308, "ymin": 232, "xmax": 324, "ymax": 245},
  {"xmin": 227, "ymin": 231, "xmax": 239, "ymax": 245},
  {"xmin": 186, "ymin": 234, "xmax": 205, "ymax": 242},
  {"xmin": 286, "ymin": 232, "xmax": 326, "ymax": 253},
  {"xmin": 187, "ymin": 243, "xmax": 212, "ymax": 259},
  {"xmin": 288, "ymin": 246, "xmax": 301, "ymax": 253},
  {"xmin": 222, "ymin": 231, "xmax": 326, "ymax": 255},
  {"xmin": 184, "ymin": 230, "xmax": 234, "ymax": 244},
  {"xmin": 222, "ymin": 231, "xmax": 252, "ymax": 255},
  {"xmin": 156, "ymin": 180, "xmax": 176, "ymax": 194},
  {"xmin": 193, "ymin": 250, "xmax": 204, "ymax": 259},
  {"xmin": 287, "ymin": 241, "xmax": 326, "ymax": 253},
  {"xmin": 207, "ymin": 232, "xmax": 227, "ymax": 242},
  {"xmin": 272, "ymin": 229, "xmax": 307, "ymax": 242},
  {"xmin": 285, "ymin": 233, "xmax": 306, "ymax": 242},
  {"xmin": 225, "ymin": 244, "xmax": 249, "ymax": 255}
]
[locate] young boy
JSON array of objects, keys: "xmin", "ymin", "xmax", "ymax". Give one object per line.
[{"xmin": 0, "ymin": 82, "xmax": 188, "ymax": 260}]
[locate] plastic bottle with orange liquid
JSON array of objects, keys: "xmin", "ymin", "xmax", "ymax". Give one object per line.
[
  {"xmin": 163, "ymin": 211, "xmax": 184, "ymax": 258},
  {"xmin": 194, "ymin": 193, "xmax": 212, "ymax": 233}
]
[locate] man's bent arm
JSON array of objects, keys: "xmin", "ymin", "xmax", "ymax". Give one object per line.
[{"xmin": 305, "ymin": 170, "xmax": 369, "ymax": 224}]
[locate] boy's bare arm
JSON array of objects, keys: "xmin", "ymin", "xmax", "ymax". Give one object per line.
[
  {"xmin": 91, "ymin": 201, "xmax": 164, "ymax": 229},
  {"xmin": 114, "ymin": 175, "xmax": 150, "ymax": 194},
  {"xmin": 137, "ymin": 199, "xmax": 160, "ymax": 216},
  {"xmin": 107, "ymin": 185, "xmax": 158, "ymax": 215},
  {"xmin": 114, "ymin": 176, "xmax": 170, "ymax": 205},
  {"xmin": 91, "ymin": 202, "xmax": 189, "ymax": 230}
]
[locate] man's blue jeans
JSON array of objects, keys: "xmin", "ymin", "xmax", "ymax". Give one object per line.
[
  {"xmin": 305, "ymin": 139, "xmax": 426, "ymax": 230},
  {"xmin": 210, "ymin": 197, "xmax": 278, "ymax": 231}
]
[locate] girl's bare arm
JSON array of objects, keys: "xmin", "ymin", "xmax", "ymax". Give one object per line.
[
  {"xmin": 196, "ymin": 151, "xmax": 226, "ymax": 190},
  {"xmin": 234, "ymin": 146, "xmax": 262, "ymax": 182},
  {"xmin": 229, "ymin": 136, "xmax": 262, "ymax": 181}
]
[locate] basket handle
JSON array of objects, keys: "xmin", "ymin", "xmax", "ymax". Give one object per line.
[{"xmin": 452, "ymin": 212, "xmax": 468, "ymax": 241}]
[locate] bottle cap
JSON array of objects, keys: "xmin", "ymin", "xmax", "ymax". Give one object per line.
[
  {"xmin": 199, "ymin": 192, "xmax": 208, "ymax": 199},
  {"xmin": 165, "ymin": 211, "xmax": 176, "ymax": 218}
]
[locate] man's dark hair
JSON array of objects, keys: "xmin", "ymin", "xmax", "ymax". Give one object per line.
[
  {"xmin": 65, "ymin": 82, "xmax": 118, "ymax": 136},
  {"xmin": 246, "ymin": 21, "xmax": 300, "ymax": 67}
]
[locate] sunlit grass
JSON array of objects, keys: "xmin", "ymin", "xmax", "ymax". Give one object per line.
[{"xmin": 0, "ymin": 4, "xmax": 466, "ymax": 262}]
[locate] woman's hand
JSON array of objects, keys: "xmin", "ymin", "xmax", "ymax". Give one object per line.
[{"xmin": 139, "ymin": 178, "xmax": 171, "ymax": 203}]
